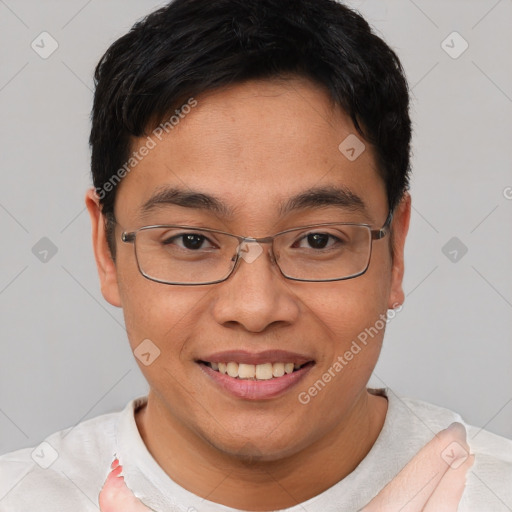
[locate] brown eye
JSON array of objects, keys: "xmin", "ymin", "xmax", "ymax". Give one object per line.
[
  {"xmin": 161, "ymin": 232, "xmax": 215, "ymax": 250},
  {"xmin": 293, "ymin": 232, "xmax": 344, "ymax": 250},
  {"xmin": 304, "ymin": 233, "xmax": 331, "ymax": 249}
]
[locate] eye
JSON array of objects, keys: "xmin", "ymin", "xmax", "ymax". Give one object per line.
[
  {"xmin": 293, "ymin": 231, "xmax": 345, "ymax": 250},
  {"xmin": 162, "ymin": 232, "xmax": 216, "ymax": 251}
]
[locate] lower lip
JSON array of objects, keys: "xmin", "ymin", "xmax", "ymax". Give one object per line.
[{"xmin": 198, "ymin": 362, "xmax": 314, "ymax": 400}]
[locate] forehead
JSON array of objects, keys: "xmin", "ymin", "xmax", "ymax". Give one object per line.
[{"xmin": 115, "ymin": 78, "xmax": 387, "ymax": 227}]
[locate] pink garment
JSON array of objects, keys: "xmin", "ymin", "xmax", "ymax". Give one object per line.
[
  {"xmin": 98, "ymin": 422, "xmax": 474, "ymax": 512},
  {"xmin": 99, "ymin": 457, "xmax": 153, "ymax": 512},
  {"xmin": 361, "ymin": 422, "xmax": 474, "ymax": 512}
]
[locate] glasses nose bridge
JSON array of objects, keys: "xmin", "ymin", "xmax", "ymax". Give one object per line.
[
  {"xmin": 241, "ymin": 234, "xmax": 275, "ymax": 245},
  {"xmin": 234, "ymin": 234, "xmax": 278, "ymax": 268}
]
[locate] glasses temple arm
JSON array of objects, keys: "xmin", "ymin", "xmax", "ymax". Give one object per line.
[{"xmin": 372, "ymin": 209, "xmax": 394, "ymax": 240}]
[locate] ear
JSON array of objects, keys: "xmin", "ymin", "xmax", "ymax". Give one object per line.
[
  {"xmin": 85, "ymin": 188, "xmax": 122, "ymax": 307},
  {"xmin": 387, "ymin": 192, "xmax": 411, "ymax": 309}
]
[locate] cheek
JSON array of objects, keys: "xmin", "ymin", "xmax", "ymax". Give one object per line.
[
  {"xmin": 115, "ymin": 254, "xmax": 210, "ymax": 357},
  {"xmin": 307, "ymin": 271, "xmax": 390, "ymax": 341},
  {"xmin": 302, "ymin": 245, "xmax": 392, "ymax": 371}
]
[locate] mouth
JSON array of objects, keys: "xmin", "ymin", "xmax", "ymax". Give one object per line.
[
  {"xmin": 198, "ymin": 360, "xmax": 313, "ymax": 380},
  {"xmin": 196, "ymin": 350, "xmax": 315, "ymax": 400}
]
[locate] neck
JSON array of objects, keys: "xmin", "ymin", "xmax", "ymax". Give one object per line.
[{"xmin": 135, "ymin": 389, "xmax": 387, "ymax": 510}]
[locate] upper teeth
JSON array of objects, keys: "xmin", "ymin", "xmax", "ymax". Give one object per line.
[{"xmin": 210, "ymin": 362, "xmax": 301, "ymax": 380}]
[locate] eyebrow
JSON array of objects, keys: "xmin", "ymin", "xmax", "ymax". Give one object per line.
[
  {"xmin": 140, "ymin": 184, "xmax": 368, "ymax": 219},
  {"xmin": 140, "ymin": 187, "xmax": 234, "ymax": 219},
  {"xmin": 279, "ymin": 185, "xmax": 367, "ymax": 217}
]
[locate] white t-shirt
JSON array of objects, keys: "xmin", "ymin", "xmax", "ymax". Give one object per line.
[{"xmin": 1, "ymin": 387, "xmax": 511, "ymax": 511}]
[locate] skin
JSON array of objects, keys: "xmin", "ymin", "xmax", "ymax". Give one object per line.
[
  {"xmin": 98, "ymin": 424, "xmax": 474, "ymax": 512},
  {"xmin": 86, "ymin": 77, "xmax": 411, "ymax": 510}
]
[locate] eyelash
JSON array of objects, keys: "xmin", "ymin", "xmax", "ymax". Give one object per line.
[{"xmin": 162, "ymin": 231, "xmax": 345, "ymax": 251}]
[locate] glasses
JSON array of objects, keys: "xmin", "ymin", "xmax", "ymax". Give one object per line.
[{"xmin": 120, "ymin": 211, "xmax": 393, "ymax": 286}]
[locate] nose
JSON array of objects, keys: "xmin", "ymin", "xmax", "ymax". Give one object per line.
[{"xmin": 210, "ymin": 240, "xmax": 301, "ymax": 333}]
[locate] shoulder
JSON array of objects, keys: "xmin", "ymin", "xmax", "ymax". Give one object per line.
[
  {"xmin": 462, "ymin": 424, "xmax": 512, "ymax": 511},
  {"xmin": 0, "ymin": 405, "xmax": 125, "ymax": 511},
  {"xmin": 385, "ymin": 389, "xmax": 512, "ymax": 511},
  {"xmin": 397, "ymin": 392, "xmax": 512, "ymax": 460}
]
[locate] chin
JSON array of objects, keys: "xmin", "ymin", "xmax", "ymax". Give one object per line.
[{"xmin": 201, "ymin": 424, "xmax": 312, "ymax": 464}]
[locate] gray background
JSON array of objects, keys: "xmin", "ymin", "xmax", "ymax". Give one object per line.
[{"xmin": 1, "ymin": 0, "xmax": 511, "ymax": 456}]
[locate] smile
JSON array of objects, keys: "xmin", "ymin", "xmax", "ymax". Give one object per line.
[
  {"xmin": 197, "ymin": 353, "xmax": 315, "ymax": 400},
  {"xmin": 201, "ymin": 361, "xmax": 311, "ymax": 380}
]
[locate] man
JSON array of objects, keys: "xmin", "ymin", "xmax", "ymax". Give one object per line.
[{"xmin": 1, "ymin": 0, "xmax": 511, "ymax": 510}]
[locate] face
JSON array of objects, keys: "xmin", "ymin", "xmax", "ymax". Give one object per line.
[{"xmin": 87, "ymin": 77, "xmax": 410, "ymax": 461}]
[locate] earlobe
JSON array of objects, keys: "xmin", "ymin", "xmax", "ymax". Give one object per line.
[
  {"xmin": 387, "ymin": 192, "xmax": 411, "ymax": 310},
  {"xmin": 85, "ymin": 188, "xmax": 122, "ymax": 307}
]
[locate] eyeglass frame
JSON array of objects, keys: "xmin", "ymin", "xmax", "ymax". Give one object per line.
[{"xmin": 119, "ymin": 209, "xmax": 394, "ymax": 286}]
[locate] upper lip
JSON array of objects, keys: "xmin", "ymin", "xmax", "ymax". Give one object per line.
[{"xmin": 197, "ymin": 349, "xmax": 314, "ymax": 365}]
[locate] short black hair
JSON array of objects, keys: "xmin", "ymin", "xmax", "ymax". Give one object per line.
[{"xmin": 90, "ymin": 0, "xmax": 411, "ymax": 255}]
